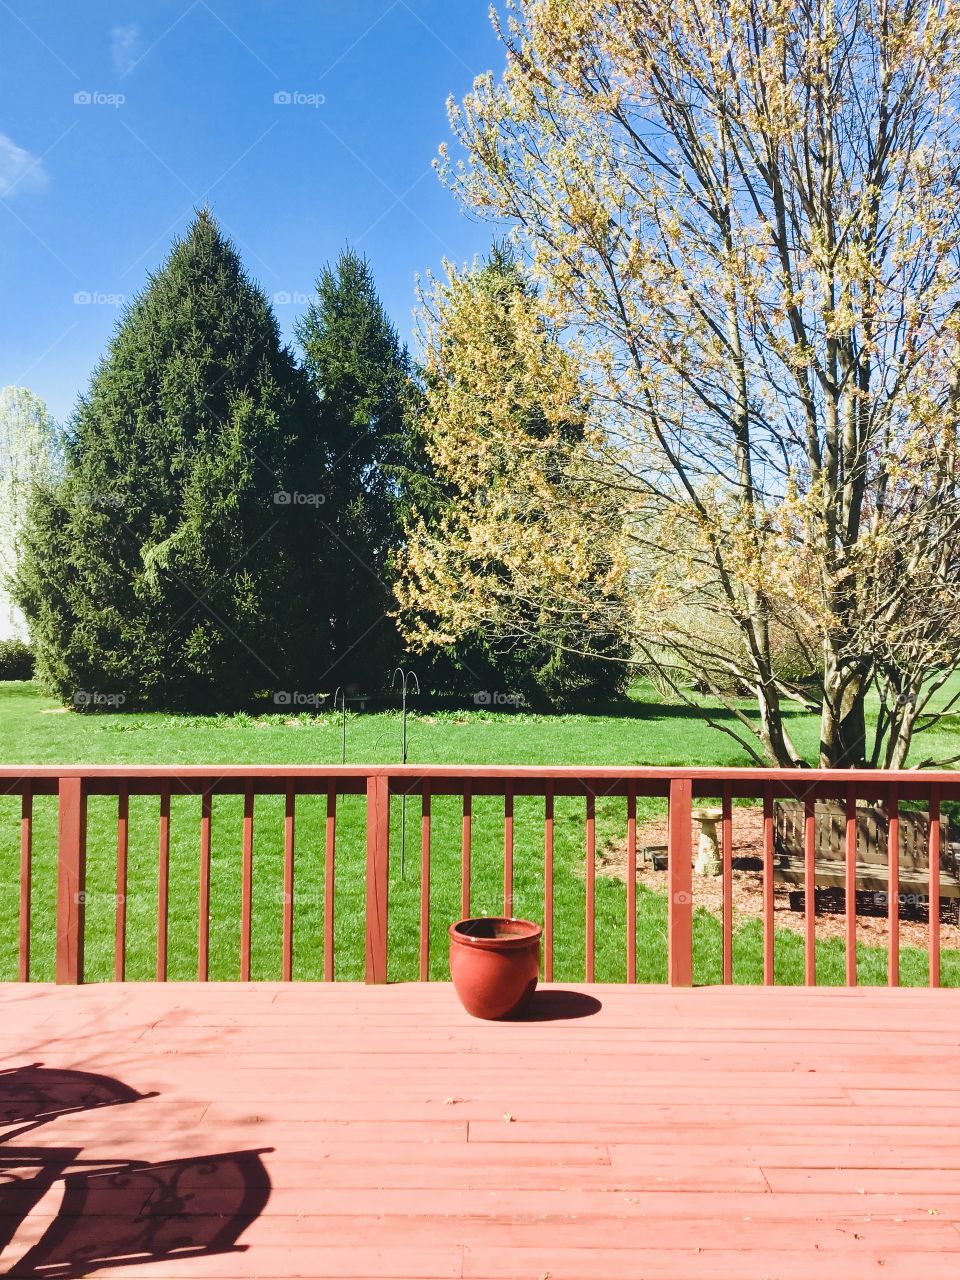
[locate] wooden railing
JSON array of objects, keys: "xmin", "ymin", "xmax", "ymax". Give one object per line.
[{"xmin": 1, "ymin": 765, "xmax": 957, "ymax": 986}]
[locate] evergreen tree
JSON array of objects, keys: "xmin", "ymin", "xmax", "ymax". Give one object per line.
[
  {"xmin": 16, "ymin": 210, "xmax": 327, "ymax": 709},
  {"xmin": 298, "ymin": 249, "xmax": 411, "ymax": 686}
]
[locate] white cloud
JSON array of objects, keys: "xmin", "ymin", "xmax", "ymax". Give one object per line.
[
  {"xmin": 0, "ymin": 134, "xmax": 48, "ymax": 198},
  {"xmin": 111, "ymin": 24, "xmax": 142, "ymax": 76}
]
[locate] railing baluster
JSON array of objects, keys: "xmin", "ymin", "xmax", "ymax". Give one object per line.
[
  {"xmin": 845, "ymin": 784, "xmax": 857, "ymax": 987},
  {"xmin": 241, "ymin": 781, "xmax": 254, "ymax": 982},
  {"xmin": 461, "ymin": 785, "xmax": 471, "ymax": 920},
  {"xmin": 157, "ymin": 782, "xmax": 170, "ymax": 982},
  {"xmin": 929, "ymin": 783, "xmax": 941, "ymax": 989},
  {"xmin": 18, "ymin": 783, "xmax": 32, "ymax": 982},
  {"xmin": 804, "ymin": 791, "xmax": 816, "ymax": 986},
  {"xmin": 763, "ymin": 786, "xmax": 774, "ymax": 985},
  {"xmin": 668, "ymin": 779, "xmax": 693, "ymax": 987},
  {"xmin": 199, "ymin": 786, "xmax": 212, "ymax": 981},
  {"xmin": 419, "ymin": 784, "xmax": 431, "ymax": 981},
  {"xmin": 324, "ymin": 783, "xmax": 336, "ymax": 982},
  {"xmin": 282, "ymin": 782, "xmax": 295, "ymax": 982},
  {"xmin": 721, "ymin": 784, "xmax": 733, "ymax": 985},
  {"xmin": 627, "ymin": 785, "xmax": 637, "ymax": 984},
  {"xmin": 585, "ymin": 787, "xmax": 595, "ymax": 982},
  {"xmin": 504, "ymin": 783, "xmax": 514, "ymax": 917},
  {"xmin": 56, "ymin": 776, "xmax": 87, "ymax": 985},
  {"xmin": 365, "ymin": 775, "xmax": 390, "ymax": 984},
  {"xmin": 888, "ymin": 783, "xmax": 900, "ymax": 988},
  {"xmin": 115, "ymin": 782, "xmax": 128, "ymax": 982},
  {"xmin": 544, "ymin": 782, "xmax": 554, "ymax": 982}
]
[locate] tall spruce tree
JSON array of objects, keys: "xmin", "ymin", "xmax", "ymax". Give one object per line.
[
  {"xmin": 298, "ymin": 249, "xmax": 411, "ymax": 685},
  {"xmin": 16, "ymin": 210, "xmax": 328, "ymax": 709}
]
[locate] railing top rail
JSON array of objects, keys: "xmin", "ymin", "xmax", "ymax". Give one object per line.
[{"xmin": 0, "ymin": 763, "xmax": 955, "ymax": 782}]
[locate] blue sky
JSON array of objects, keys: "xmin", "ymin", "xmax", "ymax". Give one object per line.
[{"xmin": 0, "ymin": 0, "xmax": 504, "ymax": 424}]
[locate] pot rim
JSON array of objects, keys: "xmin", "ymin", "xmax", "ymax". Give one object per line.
[{"xmin": 449, "ymin": 916, "xmax": 543, "ymax": 949}]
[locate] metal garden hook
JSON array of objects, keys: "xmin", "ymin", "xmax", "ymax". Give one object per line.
[
  {"xmin": 392, "ymin": 668, "xmax": 420, "ymax": 877},
  {"xmin": 332, "ymin": 686, "xmax": 347, "ymax": 764}
]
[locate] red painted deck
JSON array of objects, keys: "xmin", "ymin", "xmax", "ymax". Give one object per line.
[{"xmin": 4, "ymin": 983, "xmax": 960, "ymax": 1278}]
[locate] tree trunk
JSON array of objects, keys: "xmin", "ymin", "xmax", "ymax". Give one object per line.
[
  {"xmin": 884, "ymin": 701, "xmax": 919, "ymax": 770},
  {"xmin": 820, "ymin": 645, "xmax": 868, "ymax": 768},
  {"xmin": 756, "ymin": 679, "xmax": 803, "ymax": 768}
]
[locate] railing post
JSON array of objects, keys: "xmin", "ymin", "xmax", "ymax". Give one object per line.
[
  {"xmin": 56, "ymin": 776, "xmax": 87, "ymax": 984},
  {"xmin": 199, "ymin": 786, "xmax": 212, "ymax": 982},
  {"xmin": 324, "ymin": 783, "xmax": 337, "ymax": 982},
  {"xmin": 544, "ymin": 782, "xmax": 554, "ymax": 982},
  {"xmin": 844, "ymin": 784, "xmax": 857, "ymax": 987},
  {"xmin": 668, "ymin": 778, "xmax": 693, "ymax": 986},
  {"xmin": 157, "ymin": 781, "xmax": 170, "ymax": 983},
  {"xmin": 803, "ymin": 792, "xmax": 817, "ymax": 986},
  {"xmin": 19, "ymin": 783, "xmax": 32, "ymax": 982},
  {"xmin": 365, "ymin": 775, "xmax": 390, "ymax": 983},
  {"xmin": 887, "ymin": 783, "xmax": 900, "ymax": 988},
  {"xmin": 929, "ymin": 784, "xmax": 941, "ymax": 989},
  {"xmin": 762, "ymin": 786, "xmax": 775, "ymax": 985}
]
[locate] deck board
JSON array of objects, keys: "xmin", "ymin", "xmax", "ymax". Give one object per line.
[{"xmin": 3, "ymin": 982, "xmax": 960, "ymax": 1278}]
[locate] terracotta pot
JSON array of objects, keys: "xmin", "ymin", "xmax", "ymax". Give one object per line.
[{"xmin": 448, "ymin": 917, "xmax": 542, "ymax": 1020}]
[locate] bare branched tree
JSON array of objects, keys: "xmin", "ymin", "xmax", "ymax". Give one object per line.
[{"xmin": 408, "ymin": 0, "xmax": 960, "ymax": 767}]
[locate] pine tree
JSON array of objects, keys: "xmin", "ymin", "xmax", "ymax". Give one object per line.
[
  {"xmin": 16, "ymin": 210, "xmax": 327, "ymax": 709},
  {"xmin": 298, "ymin": 248, "xmax": 411, "ymax": 686}
]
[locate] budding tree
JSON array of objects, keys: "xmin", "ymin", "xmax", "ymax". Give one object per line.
[
  {"xmin": 429, "ymin": 0, "xmax": 960, "ymax": 767},
  {"xmin": 397, "ymin": 251, "xmax": 631, "ymax": 700},
  {"xmin": 0, "ymin": 387, "xmax": 59, "ymax": 640}
]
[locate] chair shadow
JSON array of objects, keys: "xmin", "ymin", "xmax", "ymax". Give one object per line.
[
  {"xmin": 507, "ymin": 989, "xmax": 602, "ymax": 1021},
  {"xmin": 0, "ymin": 1063, "xmax": 272, "ymax": 1279},
  {"xmin": 0, "ymin": 1064, "xmax": 155, "ymax": 1137}
]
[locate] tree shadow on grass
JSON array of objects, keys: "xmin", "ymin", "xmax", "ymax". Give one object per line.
[{"xmin": 422, "ymin": 692, "xmax": 770, "ymax": 724}]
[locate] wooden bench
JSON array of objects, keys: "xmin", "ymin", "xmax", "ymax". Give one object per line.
[{"xmin": 773, "ymin": 800, "xmax": 960, "ymax": 915}]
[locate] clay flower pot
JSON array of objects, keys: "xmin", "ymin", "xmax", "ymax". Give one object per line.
[{"xmin": 448, "ymin": 917, "xmax": 542, "ymax": 1020}]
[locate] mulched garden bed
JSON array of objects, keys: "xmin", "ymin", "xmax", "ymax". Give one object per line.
[{"xmin": 598, "ymin": 806, "xmax": 960, "ymax": 950}]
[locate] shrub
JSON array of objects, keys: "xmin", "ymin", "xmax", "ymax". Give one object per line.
[{"xmin": 0, "ymin": 638, "xmax": 34, "ymax": 680}]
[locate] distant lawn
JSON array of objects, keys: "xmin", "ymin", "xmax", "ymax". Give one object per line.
[{"xmin": 1, "ymin": 679, "xmax": 958, "ymax": 986}]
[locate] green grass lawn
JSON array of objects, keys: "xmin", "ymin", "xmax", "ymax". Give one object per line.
[{"xmin": 2, "ymin": 678, "xmax": 958, "ymax": 987}]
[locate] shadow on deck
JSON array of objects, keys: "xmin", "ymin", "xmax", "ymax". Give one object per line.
[{"xmin": 0, "ymin": 1064, "xmax": 270, "ymax": 1277}]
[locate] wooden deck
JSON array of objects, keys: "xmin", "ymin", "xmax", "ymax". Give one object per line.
[{"xmin": 4, "ymin": 983, "xmax": 960, "ymax": 1278}]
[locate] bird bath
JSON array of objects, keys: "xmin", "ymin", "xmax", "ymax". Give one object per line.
[{"xmin": 691, "ymin": 807, "xmax": 723, "ymax": 876}]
